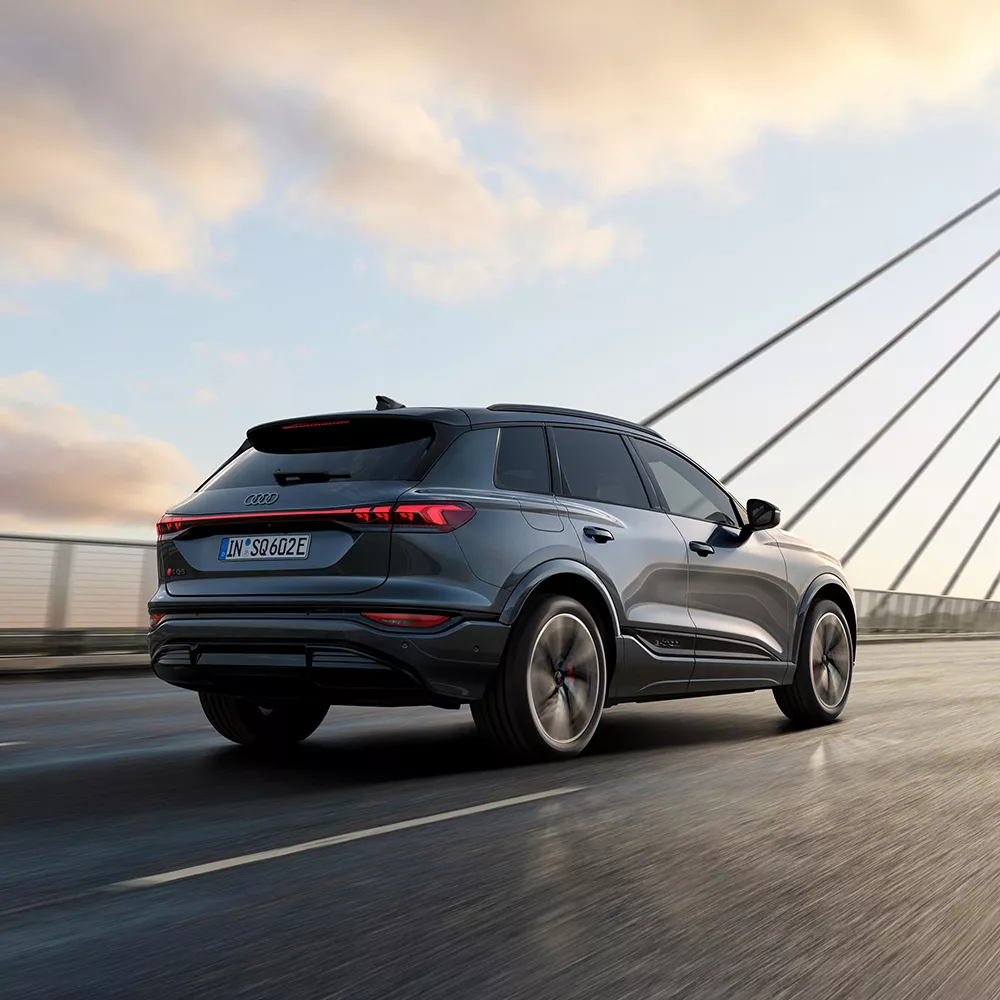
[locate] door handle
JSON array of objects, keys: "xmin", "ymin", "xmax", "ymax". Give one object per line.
[
  {"xmin": 583, "ymin": 526, "xmax": 615, "ymax": 544},
  {"xmin": 689, "ymin": 541, "xmax": 715, "ymax": 557}
]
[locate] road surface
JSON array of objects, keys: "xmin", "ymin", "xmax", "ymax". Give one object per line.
[{"xmin": 3, "ymin": 642, "xmax": 1000, "ymax": 999}]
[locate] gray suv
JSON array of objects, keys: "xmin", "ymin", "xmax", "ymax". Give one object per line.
[{"xmin": 149, "ymin": 400, "xmax": 855, "ymax": 761}]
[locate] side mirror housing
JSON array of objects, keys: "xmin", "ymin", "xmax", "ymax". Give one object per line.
[{"xmin": 746, "ymin": 498, "xmax": 781, "ymax": 531}]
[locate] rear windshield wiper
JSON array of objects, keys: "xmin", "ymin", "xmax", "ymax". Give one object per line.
[{"xmin": 272, "ymin": 471, "xmax": 353, "ymax": 486}]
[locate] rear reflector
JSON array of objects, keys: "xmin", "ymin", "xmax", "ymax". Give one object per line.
[
  {"xmin": 362, "ymin": 613, "xmax": 451, "ymax": 628},
  {"xmin": 156, "ymin": 502, "xmax": 474, "ymax": 537},
  {"xmin": 149, "ymin": 613, "xmax": 165, "ymax": 630}
]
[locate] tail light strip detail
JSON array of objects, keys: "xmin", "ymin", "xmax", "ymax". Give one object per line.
[
  {"xmin": 150, "ymin": 611, "xmax": 451, "ymax": 630},
  {"xmin": 156, "ymin": 502, "xmax": 475, "ymax": 537},
  {"xmin": 362, "ymin": 612, "xmax": 451, "ymax": 628}
]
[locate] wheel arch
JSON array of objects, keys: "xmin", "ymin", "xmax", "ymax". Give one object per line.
[
  {"xmin": 794, "ymin": 574, "xmax": 857, "ymax": 661},
  {"xmin": 500, "ymin": 561, "xmax": 622, "ymax": 682}
]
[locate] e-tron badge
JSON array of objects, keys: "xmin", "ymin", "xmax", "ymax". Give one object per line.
[{"xmin": 244, "ymin": 493, "xmax": 279, "ymax": 506}]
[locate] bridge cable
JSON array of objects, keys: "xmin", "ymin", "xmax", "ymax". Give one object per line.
[
  {"xmin": 885, "ymin": 428, "xmax": 1000, "ymax": 592},
  {"xmin": 939, "ymin": 496, "xmax": 1000, "ymax": 597},
  {"xmin": 640, "ymin": 183, "xmax": 1000, "ymax": 427},
  {"xmin": 841, "ymin": 367, "xmax": 1000, "ymax": 567},
  {"xmin": 784, "ymin": 304, "xmax": 1000, "ymax": 530},
  {"xmin": 721, "ymin": 246, "xmax": 1000, "ymax": 484},
  {"xmin": 983, "ymin": 567, "xmax": 1000, "ymax": 601}
]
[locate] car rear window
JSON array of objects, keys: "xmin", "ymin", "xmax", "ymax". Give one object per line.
[{"xmin": 202, "ymin": 418, "xmax": 435, "ymax": 490}]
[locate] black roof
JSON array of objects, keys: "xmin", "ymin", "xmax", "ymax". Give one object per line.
[
  {"xmin": 247, "ymin": 400, "xmax": 665, "ymax": 442},
  {"xmin": 484, "ymin": 403, "xmax": 664, "ymax": 439}
]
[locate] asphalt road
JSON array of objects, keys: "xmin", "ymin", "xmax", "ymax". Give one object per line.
[{"xmin": 3, "ymin": 643, "xmax": 1000, "ymax": 999}]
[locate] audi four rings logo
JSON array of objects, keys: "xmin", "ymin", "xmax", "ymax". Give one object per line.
[{"xmin": 244, "ymin": 493, "xmax": 279, "ymax": 506}]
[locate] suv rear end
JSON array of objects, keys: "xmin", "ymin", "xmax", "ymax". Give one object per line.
[{"xmin": 148, "ymin": 408, "xmax": 514, "ymax": 716}]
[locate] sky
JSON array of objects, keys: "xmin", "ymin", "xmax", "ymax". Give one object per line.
[{"xmin": 5, "ymin": 0, "xmax": 1000, "ymax": 597}]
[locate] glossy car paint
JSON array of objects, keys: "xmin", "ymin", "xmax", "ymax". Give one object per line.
[
  {"xmin": 559, "ymin": 496, "xmax": 694, "ymax": 700},
  {"xmin": 148, "ymin": 405, "xmax": 855, "ymax": 710},
  {"xmin": 669, "ymin": 517, "xmax": 793, "ymax": 689}
]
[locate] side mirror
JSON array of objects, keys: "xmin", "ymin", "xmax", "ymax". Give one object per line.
[{"xmin": 746, "ymin": 498, "xmax": 781, "ymax": 531}]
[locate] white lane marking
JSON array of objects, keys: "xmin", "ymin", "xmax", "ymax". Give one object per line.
[
  {"xmin": 0, "ymin": 741, "xmax": 26, "ymax": 748},
  {"xmin": 111, "ymin": 786, "xmax": 584, "ymax": 889},
  {"xmin": 809, "ymin": 742, "xmax": 826, "ymax": 770}
]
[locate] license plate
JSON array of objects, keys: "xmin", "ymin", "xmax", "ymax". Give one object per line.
[{"xmin": 218, "ymin": 534, "xmax": 311, "ymax": 561}]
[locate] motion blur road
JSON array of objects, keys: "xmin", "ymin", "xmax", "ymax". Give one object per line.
[{"xmin": 3, "ymin": 642, "xmax": 1000, "ymax": 999}]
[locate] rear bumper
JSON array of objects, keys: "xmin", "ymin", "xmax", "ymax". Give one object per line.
[{"xmin": 147, "ymin": 615, "xmax": 509, "ymax": 706}]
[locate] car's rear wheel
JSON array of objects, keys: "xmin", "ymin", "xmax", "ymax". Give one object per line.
[
  {"xmin": 472, "ymin": 595, "xmax": 607, "ymax": 761},
  {"xmin": 198, "ymin": 693, "xmax": 329, "ymax": 747},
  {"xmin": 773, "ymin": 599, "xmax": 853, "ymax": 725}
]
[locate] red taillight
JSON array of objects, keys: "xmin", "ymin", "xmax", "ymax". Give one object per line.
[
  {"xmin": 392, "ymin": 503, "xmax": 475, "ymax": 529},
  {"xmin": 155, "ymin": 501, "xmax": 474, "ymax": 536},
  {"xmin": 149, "ymin": 613, "xmax": 165, "ymax": 630},
  {"xmin": 157, "ymin": 516, "xmax": 184, "ymax": 537},
  {"xmin": 363, "ymin": 612, "xmax": 451, "ymax": 628},
  {"xmin": 334, "ymin": 505, "xmax": 393, "ymax": 525}
]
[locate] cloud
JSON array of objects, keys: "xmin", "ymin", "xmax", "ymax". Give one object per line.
[
  {"xmin": 381, "ymin": 182, "xmax": 640, "ymax": 301},
  {"xmin": 0, "ymin": 372, "xmax": 199, "ymax": 529},
  {"xmin": 4, "ymin": 1, "xmax": 1000, "ymax": 295},
  {"xmin": 0, "ymin": 93, "xmax": 196, "ymax": 280}
]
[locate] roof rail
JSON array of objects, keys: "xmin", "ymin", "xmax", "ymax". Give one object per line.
[{"xmin": 487, "ymin": 403, "xmax": 663, "ymax": 438}]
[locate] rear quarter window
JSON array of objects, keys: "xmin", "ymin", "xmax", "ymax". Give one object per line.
[
  {"xmin": 202, "ymin": 418, "xmax": 435, "ymax": 490},
  {"xmin": 494, "ymin": 426, "xmax": 551, "ymax": 493}
]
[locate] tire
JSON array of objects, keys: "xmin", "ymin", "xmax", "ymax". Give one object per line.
[
  {"xmin": 473, "ymin": 595, "xmax": 607, "ymax": 761},
  {"xmin": 199, "ymin": 693, "xmax": 329, "ymax": 747},
  {"xmin": 773, "ymin": 599, "xmax": 853, "ymax": 725}
]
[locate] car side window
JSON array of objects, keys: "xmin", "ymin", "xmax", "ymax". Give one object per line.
[
  {"xmin": 553, "ymin": 427, "xmax": 650, "ymax": 509},
  {"xmin": 632, "ymin": 439, "xmax": 739, "ymax": 527},
  {"xmin": 494, "ymin": 426, "xmax": 551, "ymax": 493}
]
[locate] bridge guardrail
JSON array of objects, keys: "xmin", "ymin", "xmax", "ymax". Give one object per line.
[
  {"xmin": 0, "ymin": 533, "xmax": 154, "ymax": 658},
  {"xmin": 854, "ymin": 588, "xmax": 1000, "ymax": 635},
  {"xmin": 0, "ymin": 533, "xmax": 998, "ymax": 662}
]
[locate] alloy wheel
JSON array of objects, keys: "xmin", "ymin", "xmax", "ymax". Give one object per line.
[
  {"xmin": 809, "ymin": 612, "xmax": 851, "ymax": 711},
  {"xmin": 526, "ymin": 613, "xmax": 601, "ymax": 746}
]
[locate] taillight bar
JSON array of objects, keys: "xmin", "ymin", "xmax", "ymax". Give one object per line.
[{"xmin": 156, "ymin": 502, "xmax": 475, "ymax": 537}]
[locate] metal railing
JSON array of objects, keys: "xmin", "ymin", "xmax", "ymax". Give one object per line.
[
  {"xmin": 1, "ymin": 533, "xmax": 1000, "ymax": 660},
  {"xmin": 0, "ymin": 533, "xmax": 156, "ymax": 658},
  {"xmin": 854, "ymin": 588, "xmax": 1000, "ymax": 636}
]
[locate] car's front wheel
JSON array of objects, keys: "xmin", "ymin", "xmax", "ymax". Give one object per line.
[
  {"xmin": 198, "ymin": 693, "xmax": 329, "ymax": 747},
  {"xmin": 773, "ymin": 599, "xmax": 853, "ymax": 725},
  {"xmin": 472, "ymin": 595, "xmax": 607, "ymax": 761}
]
